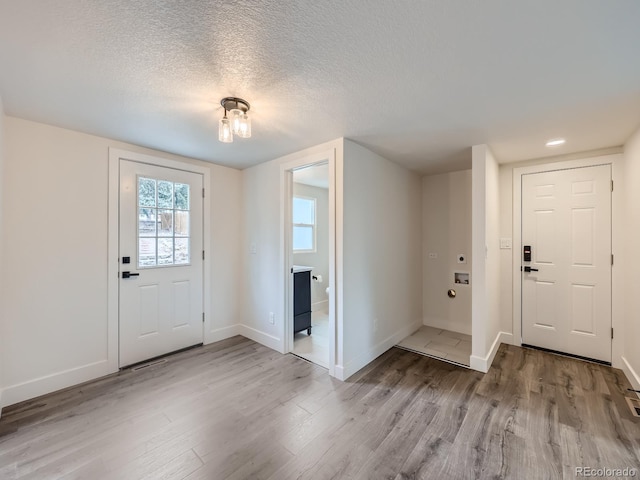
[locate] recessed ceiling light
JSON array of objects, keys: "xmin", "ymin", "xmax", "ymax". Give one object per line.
[{"xmin": 545, "ymin": 138, "xmax": 566, "ymax": 147}]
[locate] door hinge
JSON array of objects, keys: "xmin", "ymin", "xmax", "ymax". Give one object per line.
[
  {"xmin": 611, "ymin": 180, "xmax": 614, "ymax": 192},
  {"xmin": 611, "ymin": 327, "xmax": 614, "ymax": 339},
  {"xmin": 611, "ymin": 254, "xmax": 614, "ymax": 266},
  {"xmin": 202, "ymin": 188, "xmax": 205, "ymax": 198},
  {"xmin": 203, "ymin": 312, "xmax": 205, "ymax": 323},
  {"xmin": 202, "ymin": 250, "xmax": 205, "ymax": 260}
]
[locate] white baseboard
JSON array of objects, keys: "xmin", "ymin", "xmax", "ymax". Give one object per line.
[
  {"xmin": 1, "ymin": 359, "xmax": 116, "ymax": 411},
  {"xmin": 621, "ymin": 356, "xmax": 640, "ymax": 399},
  {"xmin": 470, "ymin": 331, "xmax": 512, "ymax": 373},
  {"xmin": 312, "ymin": 300, "xmax": 328, "ymax": 312},
  {"xmin": 238, "ymin": 324, "xmax": 282, "ymax": 353},
  {"xmin": 340, "ymin": 320, "xmax": 422, "ymax": 380},
  {"xmin": 423, "ymin": 317, "xmax": 472, "ymax": 336},
  {"xmin": 205, "ymin": 324, "xmax": 241, "ymax": 344}
]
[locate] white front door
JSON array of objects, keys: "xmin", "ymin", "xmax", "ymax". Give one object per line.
[
  {"xmin": 119, "ymin": 159, "xmax": 204, "ymax": 367},
  {"xmin": 521, "ymin": 164, "xmax": 611, "ymax": 363}
]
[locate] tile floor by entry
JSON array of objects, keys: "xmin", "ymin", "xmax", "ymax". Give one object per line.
[
  {"xmin": 396, "ymin": 325, "xmax": 471, "ymax": 366},
  {"xmin": 292, "ymin": 311, "xmax": 329, "ymax": 368}
]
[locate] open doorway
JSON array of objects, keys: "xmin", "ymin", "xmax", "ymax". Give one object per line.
[{"xmin": 289, "ymin": 163, "xmax": 330, "ymax": 368}]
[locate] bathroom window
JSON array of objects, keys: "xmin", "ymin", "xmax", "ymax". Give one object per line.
[{"xmin": 293, "ymin": 196, "xmax": 316, "ymax": 252}]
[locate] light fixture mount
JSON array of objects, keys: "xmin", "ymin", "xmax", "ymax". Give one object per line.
[{"xmin": 220, "ymin": 97, "xmax": 250, "ymax": 113}]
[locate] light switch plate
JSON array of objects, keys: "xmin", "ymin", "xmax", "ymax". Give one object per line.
[
  {"xmin": 250, "ymin": 242, "xmax": 257, "ymax": 254},
  {"xmin": 500, "ymin": 238, "xmax": 512, "ymax": 249}
]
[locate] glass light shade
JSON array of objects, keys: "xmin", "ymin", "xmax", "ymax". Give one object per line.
[
  {"xmin": 229, "ymin": 108, "xmax": 243, "ymax": 134},
  {"xmin": 218, "ymin": 116, "xmax": 233, "ymax": 143},
  {"xmin": 237, "ymin": 113, "xmax": 251, "ymax": 138}
]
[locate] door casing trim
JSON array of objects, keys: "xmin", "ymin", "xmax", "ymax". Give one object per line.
[
  {"xmin": 280, "ymin": 148, "xmax": 339, "ymax": 378},
  {"xmin": 108, "ymin": 148, "xmax": 211, "ymax": 370},
  {"xmin": 512, "ymin": 154, "xmax": 622, "ymax": 368}
]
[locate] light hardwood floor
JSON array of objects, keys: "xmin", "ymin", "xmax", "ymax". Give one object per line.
[{"xmin": 0, "ymin": 336, "xmax": 638, "ymax": 479}]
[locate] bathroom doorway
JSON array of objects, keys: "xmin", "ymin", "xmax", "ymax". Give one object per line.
[{"xmin": 288, "ymin": 163, "xmax": 330, "ymax": 368}]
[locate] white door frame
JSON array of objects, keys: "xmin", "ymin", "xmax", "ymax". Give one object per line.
[
  {"xmin": 280, "ymin": 149, "xmax": 338, "ymax": 377},
  {"xmin": 512, "ymin": 154, "xmax": 623, "ymax": 368},
  {"xmin": 108, "ymin": 148, "xmax": 211, "ymax": 368}
]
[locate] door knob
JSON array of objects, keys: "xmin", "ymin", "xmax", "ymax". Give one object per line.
[
  {"xmin": 523, "ymin": 266, "xmax": 538, "ymax": 273},
  {"xmin": 121, "ymin": 271, "xmax": 140, "ymax": 279}
]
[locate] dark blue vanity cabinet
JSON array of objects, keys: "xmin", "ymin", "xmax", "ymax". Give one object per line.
[{"xmin": 293, "ymin": 269, "xmax": 312, "ymax": 335}]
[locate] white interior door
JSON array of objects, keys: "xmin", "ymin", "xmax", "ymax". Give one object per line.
[
  {"xmin": 119, "ymin": 159, "xmax": 204, "ymax": 367},
  {"xmin": 521, "ymin": 164, "xmax": 611, "ymax": 363}
]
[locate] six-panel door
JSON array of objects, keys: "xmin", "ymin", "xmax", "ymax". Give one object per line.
[{"xmin": 521, "ymin": 164, "xmax": 612, "ymax": 363}]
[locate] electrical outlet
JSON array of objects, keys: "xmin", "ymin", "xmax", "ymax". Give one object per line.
[
  {"xmin": 268, "ymin": 312, "xmax": 275, "ymax": 325},
  {"xmin": 373, "ymin": 317, "xmax": 379, "ymax": 332},
  {"xmin": 429, "ymin": 253, "xmax": 438, "ymax": 259},
  {"xmin": 250, "ymin": 243, "xmax": 257, "ymax": 254}
]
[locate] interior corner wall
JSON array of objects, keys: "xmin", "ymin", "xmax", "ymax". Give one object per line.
[
  {"xmin": 292, "ymin": 183, "xmax": 329, "ymax": 309},
  {"xmin": 341, "ymin": 139, "xmax": 422, "ymax": 379},
  {"xmin": 1, "ymin": 117, "xmax": 243, "ymax": 409},
  {"xmin": 471, "ymin": 144, "xmax": 501, "ymax": 372},
  {"xmin": 623, "ymin": 126, "xmax": 640, "ymax": 392},
  {"xmin": 422, "ymin": 170, "xmax": 472, "ymax": 335}
]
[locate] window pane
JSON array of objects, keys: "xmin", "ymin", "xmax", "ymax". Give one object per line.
[
  {"xmin": 174, "ymin": 210, "xmax": 189, "ymax": 237},
  {"xmin": 293, "ymin": 197, "xmax": 315, "ymax": 225},
  {"xmin": 139, "ymin": 208, "xmax": 156, "ymax": 236},
  {"xmin": 139, "ymin": 178, "xmax": 156, "ymax": 207},
  {"xmin": 158, "ymin": 210, "xmax": 173, "ymax": 236},
  {"xmin": 139, "ymin": 238, "xmax": 156, "ymax": 267},
  {"xmin": 157, "ymin": 181, "xmax": 173, "ymax": 208},
  {"xmin": 293, "ymin": 226, "xmax": 313, "ymax": 251},
  {"xmin": 175, "ymin": 183, "xmax": 190, "ymax": 210},
  {"xmin": 158, "ymin": 238, "xmax": 174, "ymax": 265},
  {"xmin": 175, "ymin": 238, "xmax": 190, "ymax": 264}
]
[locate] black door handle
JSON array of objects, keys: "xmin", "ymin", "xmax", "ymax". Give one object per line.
[
  {"xmin": 523, "ymin": 266, "xmax": 538, "ymax": 273},
  {"xmin": 121, "ymin": 271, "xmax": 140, "ymax": 279}
]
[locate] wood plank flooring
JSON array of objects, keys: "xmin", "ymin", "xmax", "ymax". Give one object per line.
[{"xmin": 0, "ymin": 336, "xmax": 638, "ymax": 479}]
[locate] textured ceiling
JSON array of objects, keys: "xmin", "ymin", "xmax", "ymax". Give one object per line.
[{"xmin": 0, "ymin": 1, "xmax": 639, "ymax": 173}]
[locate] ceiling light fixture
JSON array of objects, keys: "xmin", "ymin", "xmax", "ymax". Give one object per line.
[
  {"xmin": 219, "ymin": 97, "xmax": 251, "ymax": 143},
  {"xmin": 545, "ymin": 138, "xmax": 566, "ymax": 147}
]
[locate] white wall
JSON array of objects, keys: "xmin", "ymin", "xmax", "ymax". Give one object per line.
[
  {"xmin": 422, "ymin": 170, "xmax": 472, "ymax": 335},
  {"xmin": 341, "ymin": 139, "xmax": 422, "ymax": 378},
  {"xmin": 471, "ymin": 145, "xmax": 502, "ymax": 372},
  {"xmin": 293, "ymin": 182, "xmax": 329, "ymax": 310},
  {"xmin": 1, "ymin": 117, "xmax": 242, "ymax": 408},
  {"xmin": 623, "ymin": 127, "xmax": 640, "ymax": 392}
]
